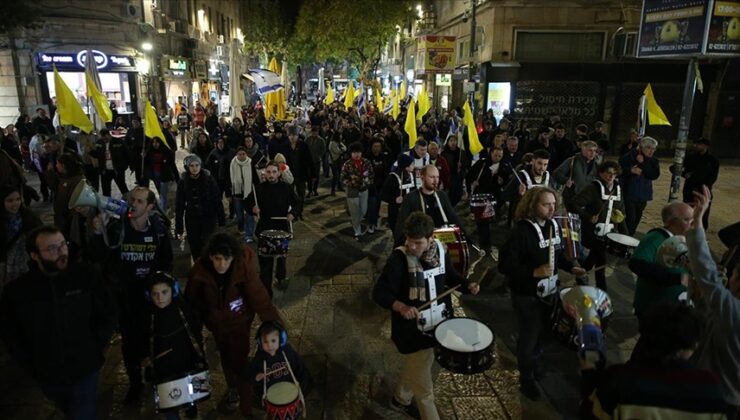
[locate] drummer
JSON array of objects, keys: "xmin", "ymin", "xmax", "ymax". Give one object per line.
[
  {"xmin": 373, "ymin": 212, "xmax": 480, "ymax": 419},
  {"xmin": 393, "ymin": 165, "xmax": 464, "ymax": 246},
  {"xmin": 246, "ymin": 161, "xmax": 298, "ymax": 296},
  {"xmin": 380, "ymin": 153, "xmax": 416, "ymax": 241},
  {"xmin": 502, "ymin": 149, "xmax": 552, "ymax": 226},
  {"xmin": 570, "ymin": 161, "xmax": 628, "ymax": 292},
  {"xmin": 498, "ymin": 187, "xmax": 586, "ymax": 400},
  {"xmin": 466, "ymin": 146, "xmax": 506, "ymax": 254}
]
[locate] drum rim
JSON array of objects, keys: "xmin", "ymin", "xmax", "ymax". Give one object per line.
[
  {"xmin": 265, "ymin": 381, "xmax": 299, "ymax": 406},
  {"xmin": 606, "ymin": 232, "xmax": 640, "ymax": 246},
  {"xmin": 154, "ymin": 369, "xmax": 209, "ymax": 385},
  {"xmin": 434, "ymin": 316, "xmax": 495, "ymax": 351}
]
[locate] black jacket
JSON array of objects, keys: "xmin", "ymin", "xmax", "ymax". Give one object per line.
[
  {"xmin": 0, "ymin": 262, "xmax": 117, "ymax": 384},
  {"xmin": 285, "ymin": 141, "xmax": 314, "ymax": 182},
  {"xmin": 466, "ymin": 158, "xmax": 505, "ymax": 197},
  {"xmin": 373, "ymin": 246, "xmax": 469, "ymax": 354},
  {"xmin": 175, "ymin": 170, "xmax": 225, "ymax": 235},
  {"xmin": 144, "ymin": 145, "xmax": 178, "ymax": 182},
  {"xmin": 246, "ymin": 181, "xmax": 297, "ymax": 235},
  {"xmin": 394, "ymin": 190, "xmax": 464, "ymax": 246},
  {"xmin": 90, "ymin": 138, "xmax": 130, "ymax": 174}
]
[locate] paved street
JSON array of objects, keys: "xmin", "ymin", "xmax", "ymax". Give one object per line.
[{"xmin": 1, "ymin": 152, "xmax": 739, "ymax": 420}]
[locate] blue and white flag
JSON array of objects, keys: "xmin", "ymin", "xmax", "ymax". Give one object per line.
[
  {"xmin": 243, "ymin": 69, "xmax": 284, "ymax": 96},
  {"xmin": 449, "ymin": 116, "xmax": 458, "ymax": 135},
  {"xmin": 357, "ymin": 82, "xmax": 366, "ymax": 116}
]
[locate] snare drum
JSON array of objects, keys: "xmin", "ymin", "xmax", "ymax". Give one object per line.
[
  {"xmin": 264, "ymin": 381, "xmax": 302, "ymax": 420},
  {"xmin": 469, "ymin": 194, "xmax": 496, "ymax": 222},
  {"xmin": 605, "ymin": 233, "xmax": 640, "ymax": 259},
  {"xmin": 154, "ymin": 370, "xmax": 211, "ymax": 412},
  {"xmin": 554, "ymin": 213, "xmax": 581, "ymax": 260},
  {"xmin": 433, "ymin": 226, "xmax": 469, "ymax": 275},
  {"xmin": 258, "ymin": 230, "xmax": 291, "ymax": 257},
  {"xmin": 434, "ymin": 317, "xmax": 496, "ymax": 374}
]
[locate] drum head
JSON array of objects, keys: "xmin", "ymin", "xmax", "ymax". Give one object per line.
[
  {"xmin": 606, "ymin": 233, "xmax": 639, "ymax": 247},
  {"xmin": 261, "ymin": 229, "xmax": 291, "ymax": 239},
  {"xmin": 434, "ymin": 318, "xmax": 494, "ymax": 352},
  {"xmin": 266, "ymin": 381, "xmax": 298, "ymax": 405}
]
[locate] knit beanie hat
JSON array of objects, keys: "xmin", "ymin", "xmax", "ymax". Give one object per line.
[
  {"xmin": 397, "ymin": 153, "xmax": 414, "ymax": 169},
  {"xmin": 183, "ymin": 154, "xmax": 202, "ymax": 168}
]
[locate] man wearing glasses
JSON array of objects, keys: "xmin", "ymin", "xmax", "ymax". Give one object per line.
[{"xmin": 0, "ymin": 225, "xmax": 116, "ymax": 420}]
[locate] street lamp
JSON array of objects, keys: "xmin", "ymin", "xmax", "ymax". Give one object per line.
[{"xmin": 142, "ymin": 42, "xmax": 153, "ymax": 52}]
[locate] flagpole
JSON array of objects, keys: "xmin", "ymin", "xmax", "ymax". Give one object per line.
[
  {"xmin": 637, "ymin": 95, "xmax": 646, "ymax": 138},
  {"xmin": 668, "ymin": 57, "xmax": 697, "ymax": 202}
]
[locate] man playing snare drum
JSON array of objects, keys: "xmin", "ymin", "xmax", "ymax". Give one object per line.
[
  {"xmin": 246, "ymin": 161, "xmax": 297, "ymax": 296},
  {"xmin": 374, "ymin": 212, "xmax": 479, "ymax": 420},
  {"xmin": 499, "ymin": 187, "xmax": 586, "ymax": 400}
]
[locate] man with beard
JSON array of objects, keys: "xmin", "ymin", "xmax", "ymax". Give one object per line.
[
  {"xmin": 247, "ymin": 161, "xmax": 297, "ymax": 296},
  {"xmin": 427, "ymin": 142, "xmax": 450, "ymax": 192},
  {"xmin": 619, "ymin": 137, "xmax": 660, "ymax": 235},
  {"xmin": 0, "ymin": 226, "xmax": 116, "ymax": 418},
  {"xmin": 502, "ymin": 149, "xmax": 552, "ymax": 226},
  {"xmin": 394, "ymin": 140, "xmax": 430, "ymax": 191},
  {"xmin": 89, "ymin": 186, "xmax": 173, "ymax": 403},
  {"xmin": 394, "ymin": 165, "xmax": 463, "ymax": 246},
  {"xmin": 523, "ymin": 127, "xmax": 557, "ymax": 170},
  {"xmin": 467, "ymin": 147, "xmax": 506, "ymax": 253}
]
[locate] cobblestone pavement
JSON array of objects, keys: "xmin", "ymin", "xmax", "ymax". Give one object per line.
[{"xmin": 1, "ymin": 153, "xmax": 738, "ymax": 420}]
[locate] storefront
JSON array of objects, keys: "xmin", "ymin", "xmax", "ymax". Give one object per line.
[
  {"xmin": 37, "ymin": 49, "xmax": 140, "ymax": 120},
  {"xmin": 160, "ymin": 55, "xmax": 192, "ymax": 114}
]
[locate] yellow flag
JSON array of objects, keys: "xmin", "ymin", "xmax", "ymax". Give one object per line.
[
  {"xmin": 85, "ymin": 72, "xmax": 112, "ymax": 123},
  {"xmin": 343, "ymin": 82, "xmax": 355, "ymax": 109},
  {"xmin": 375, "ymin": 89, "xmax": 383, "ymax": 111},
  {"xmin": 417, "ymin": 84, "xmax": 430, "ymax": 121},
  {"xmin": 144, "ymin": 100, "xmax": 169, "ymax": 148},
  {"xmin": 404, "ymin": 99, "xmax": 417, "ymax": 149},
  {"xmin": 53, "ymin": 65, "xmax": 93, "ymax": 133},
  {"xmin": 265, "ymin": 58, "xmax": 286, "ymax": 120},
  {"xmin": 400, "ymin": 80, "xmax": 407, "ymax": 100},
  {"xmin": 324, "ymin": 85, "xmax": 334, "ymax": 104},
  {"xmin": 392, "ymin": 94, "xmax": 400, "ymax": 120},
  {"xmin": 644, "ymin": 84, "xmax": 671, "ymax": 126},
  {"xmin": 463, "ymin": 100, "xmax": 483, "ymax": 155}
]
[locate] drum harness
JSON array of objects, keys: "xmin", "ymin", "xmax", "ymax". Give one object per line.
[
  {"xmin": 520, "ymin": 169, "xmax": 550, "ymax": 190},
  {"xmin": 525, "ymin": 219, "xmax": 562, "ymax": 299},
  {"xmin": 594, "ymin": 181, "xmax": 621, "ymax": 238},
  {"xmin": 391, "ymin": 172, "xmax": 414, "ymax": 196},
  {"xmin": 147, "ymin": 304, "xmax": 208, "ymax": 384},
  {"xmin": 415, "ymin": 239, "xmax": 449, "ymax": 333}
]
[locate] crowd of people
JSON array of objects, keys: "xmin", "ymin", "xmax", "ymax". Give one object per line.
[{"xmin": 0, "ymin": 92, "xmax": 736, "ymax": 420}]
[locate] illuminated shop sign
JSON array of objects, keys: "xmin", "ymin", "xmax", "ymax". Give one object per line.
[{"xmin": 38, "ymin": 51, "xmax": 135, "ymax": 71}]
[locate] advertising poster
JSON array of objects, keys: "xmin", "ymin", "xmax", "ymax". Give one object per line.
[
  {"xmin": 486, "ymin": 82, "xmax": 511, "ymax": 122},
  {"xmin": 415, "ymin": 36, "xmax": 456, "ymax": 75},
  {"xmin": 706, "ymin": 0, "xmax": 740, "ymax": 53},
  {"xmin": 637, "ymin": 0, "xmax": 710, "ymax": 57}
]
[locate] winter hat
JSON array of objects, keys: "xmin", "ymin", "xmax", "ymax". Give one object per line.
[
  {"xmin": 183, "ymin": 154, "xmax": 202, "ymax": 168},
  {"xmin": 397, "ymin": 153, "xmax": 414, "ymax": 169}
]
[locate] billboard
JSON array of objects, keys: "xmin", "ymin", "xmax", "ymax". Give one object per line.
[
  {"xmin": 415, "ymin": 36, "xmax": 456, "ymax": 75},
  {"xmin": 706, "ymin": 0, "xmax": 740, "ymax": 53},
  {"xmin": 637, "ymin": 0, "xmax": 711, "ymax": 57}
]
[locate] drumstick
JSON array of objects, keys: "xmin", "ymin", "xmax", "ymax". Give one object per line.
[
  {"xmin": 263, "ymin": 361, "xmax": 267, "ymax": 401},
  {"xmin": 417, "ymin": 284, "xmax": 461, "ymax": 311},
  {"xmin": 282, "ymin": 351, "xmax": 307, "ymax": 419},
  {"xmin": 154, "ymin": 348, "xmax": 173, "ymax": 359}
]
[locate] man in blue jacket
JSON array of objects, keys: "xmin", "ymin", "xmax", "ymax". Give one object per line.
[{"xmin": 619, "ymin": 136, "xmax": 660, "ymax": 235}]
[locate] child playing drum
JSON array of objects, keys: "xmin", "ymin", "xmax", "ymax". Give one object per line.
[
  {"xmin": 142, "ymin": 272, "xmax": 208, "ymax": 420},
  {"xmin": 245, "ymin": 321, "xmax": 307, "ymax": 418}
]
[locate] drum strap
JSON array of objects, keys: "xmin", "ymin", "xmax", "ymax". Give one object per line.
[
  {"xmin": 392, "ymin": 172, "xmax": 414, "ymax": 195},
  {"xmin": 526, "ymin": 219, "xmax": 560, "ymax": 298},
  {"xmin": 520, "ymin": 170, "xmax": 550, "ymax": 189},
  {"xmin": 595, "ymin": 182, "xmax": 620, "ymax": 237},
  {"xmin": 418, "ymin": 191, "xmax": 449, "ymax": 225},
  {"xmin": 148, "ymin": 303, "xmax": 206, "ymax": 377},
  {"xmin": 526, "ymin": 219, "xmax": 561, "ymax": 248}
]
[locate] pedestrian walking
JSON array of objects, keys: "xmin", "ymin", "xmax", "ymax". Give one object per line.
[
  {"xmin": 619, "ymin": 136, "xmax": 660, "ymax": 235},
  {"xmin": 341, "ymin": 142, "xmax": 374, "ymax": 240}
]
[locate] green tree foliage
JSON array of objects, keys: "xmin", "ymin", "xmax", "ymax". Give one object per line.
[
  {"xmin": 241, "ymin": 0, "xmax": 301, "ymax": 59},
  {"xmin": 290, "ymin": 0, "xmax": 414, "ymax": 73}
]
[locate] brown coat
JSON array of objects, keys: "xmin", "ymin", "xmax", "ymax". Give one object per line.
[
  {"xmin": 185, "ymin": 246, "xmax": 280, "ymax": 337},
  {"xmin": 46, "ymin": 168, "xmax": 83, "ymax": 235}
]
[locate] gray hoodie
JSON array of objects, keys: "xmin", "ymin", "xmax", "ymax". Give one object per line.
[{"xmin": 687, "ymin": 227, "xmax": 740, "ymax": 406}]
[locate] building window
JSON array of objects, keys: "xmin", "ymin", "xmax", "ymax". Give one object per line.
[
  {"xmin": 514, "ymin": 31, "xmax": 606, "ymax": 62},
  {"xmin": 186, "ymin": 0, "xmax": 193, "ymax": 25}
]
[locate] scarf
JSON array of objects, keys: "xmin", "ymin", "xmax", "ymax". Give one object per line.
[
  {"xmin": 230, "ymin": 157, "xmax": 253, "ymax": 198},
  {"xmin": 397, "ymin": 240, "xmax": 440, "ymax": 301}
]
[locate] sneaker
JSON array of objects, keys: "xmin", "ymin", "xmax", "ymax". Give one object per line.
[
  {"xmin": 225, "ymin": 388, "xmax": 240, "ymax": 411},
  {"xmin": 520, "ymin": 379, "xmax": 541, "ymax": 400},
  {"xmin": 390, "ymin": 397, "xmax": 421, "ymax": 419},
  {"xmin": 367, "ymin": 226, "xmax": 375, "ymax": 234},
  {"xmin": 245, "ymin": 237, "xmax": 254, "ymax": 243}
]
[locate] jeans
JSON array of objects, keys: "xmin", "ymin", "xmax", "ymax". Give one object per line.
[
  {"xmin": 624, "ymin": 199, "xmax": 648, "ymax": 235},
  {"xmin": 233, "ymin": 197, "xmax": 255, "ymax": 240},
  {"xmin": 258, "ymin": 255, "xmax": 286, "ymax": 297},
  {"xmin": 309, "ymin": 161, "xmax": 321, "ymax": 193},
  {"xmin": 214, "ymin": 331, "xmax": 254, "ymax": 416},
  {"xmin": 347, "ymin": 189, "xmax": 369, "ymax": 235},
  {"xmin": 395, "ymin": 348, "xmax": 439, "ymax": 420},
  {"xmin": 100, "ymin": 169, "xmax": 129, "ymax": 198},
  {"xmin": 322, "ymin": 152, "xmax": 330, "ymax": 177},
  {"xmin": 40, "ymin": 370, "xmax": 99, "ymax": 420},
  {"xmin": 293, "ymin": 179, "xmax": 306, "ymax": 216},
  {"xmin": 366, "ymin": 194, "xmax": 381, "ymax": 227},
  {"xmin": 511, "ymin": 293, "xmax": 550, "ymax": 382},
  {"xmin": 331, "ymin": 162, "xmax": 342, "ymax": 192},
  {"xmin": 152, "ymin": 174, "xmax": 171, "ymax": 211}
]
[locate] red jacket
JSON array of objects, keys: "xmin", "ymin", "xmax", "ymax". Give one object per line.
[
  {"xmin": 431, "ymin": 155, "xmax": 451, "ymax": 191},
  {"xmin": 185, "ymin": 246, "xmax": 280, "ymax": 337}
]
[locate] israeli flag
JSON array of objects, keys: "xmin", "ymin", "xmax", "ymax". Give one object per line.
[
  {"xmin": 357, "ymin": 82, "xmax": 366, "ymax": 116},
  {"xmin": 243, "ymin": 69, "xmax": 284, "ymax": 95},
  {"xmin": 449, "ymin": 117, "xmax": 458, "ymax": 134}
]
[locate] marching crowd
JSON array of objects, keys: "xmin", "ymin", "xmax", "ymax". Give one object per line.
[{"xmin": 0, "ymin": 95, "xmax": 737, "ymax": 420}]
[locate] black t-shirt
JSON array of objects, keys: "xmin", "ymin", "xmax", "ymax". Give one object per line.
[{"xmin": 421, "ymin": 193, "xmax": 446, "ymax": 227}]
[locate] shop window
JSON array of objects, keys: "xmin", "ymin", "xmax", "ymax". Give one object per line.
[{"xmin": 514, "ymin": 31, "xmax": 606, "ymax": 62}]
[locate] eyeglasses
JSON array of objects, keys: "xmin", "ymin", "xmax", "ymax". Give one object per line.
[{"xmin": 40, "ymin": 240, "xmax": 69, "ymax": 255}]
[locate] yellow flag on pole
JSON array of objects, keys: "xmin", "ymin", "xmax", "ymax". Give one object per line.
[
  {"xmin": 53, "ymin": 65, "xmax": 93, "ymax": 133},
  {"xmin": 417, "ymin": 84, "xmax": 430, "ymax": 121},
  {"xmin": 392, "ymin": 93, "xmax": 400, "ymax": 120},
  {"xmin": 644, "ymin": 84, "xmax": 671, "ymax": 126},
  {"xmin": 144, "ymin": 99, "xmax": 169, "ymax": 148},
  {"xmin": 343, "ymin": 82, "xmax": 355, "ymax": 109},
  {"xmin": 85, "ymin": 72, "xmax": 112, "ymax": 123},
  {"xmin": 324, "ymin": 85, "xmax": 334, "ymax": 104},
  {"xmin": 375, "ymin": 89, "xmax": 383, "ymax": 111},
  {"xmin": 404, "ymin": 99, "xmax": 417, "ymax": 149},
  {"xmin": 400, "ymin": 80, "xmax": 407, "ymax": 100},
  {"xmin": 463, "ymin": 100, "xmax": 483, "ymax": 155}
]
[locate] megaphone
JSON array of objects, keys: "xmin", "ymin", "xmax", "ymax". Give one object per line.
[
  {"xmin": 560, "ymin": 286, "xmax": 613, "ymax": 365},
  {"xmin": 68, "ymin": 180, "xmax": 128, "ymax": 216}
]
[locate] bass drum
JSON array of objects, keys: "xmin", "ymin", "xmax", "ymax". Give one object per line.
[
  {"xmin": 433, "ymin": 226, "xmax": 469, "ymax": 275},
  {"xmin": 433, "ymin": 317, "xmax": 496, "ymax": 374}
]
